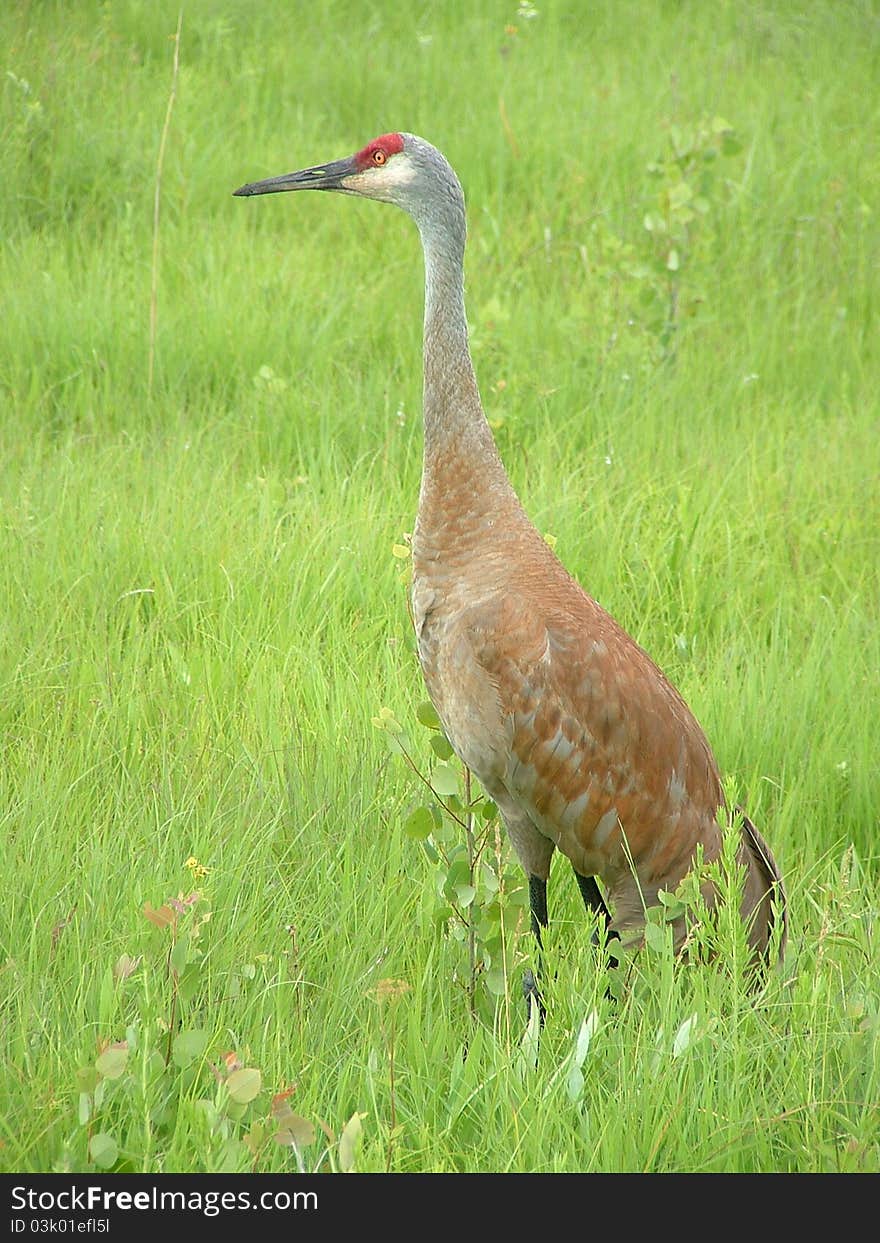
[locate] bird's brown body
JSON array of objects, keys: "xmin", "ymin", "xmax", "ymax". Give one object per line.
[
  {"xmin": 235, "ymin": 131, "xmax": 785, "ymax": 975},
  {"xmin": 414, "ymin": 433, "xmax": 781, "ymax": 955}
]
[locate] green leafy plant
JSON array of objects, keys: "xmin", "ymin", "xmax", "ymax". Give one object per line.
[
  {"xmin": 57, "ymin": 879, "xmax": 365, "ymax": 1174},
  {"xmin": 368, "ymin": 977, "xmax": 410, "ymax": 1171},
  {"xmin": 373, "ymin": 698, "xmax": 528, "ymax": 1023},
  {"xmin": 633, "ymin": 781, "xmax": 785, "ymax": 984},
  {"xmin": 642, "ymin": 115, "xmax": 743, "ymax": 350},
  {"xmin": 588, "ymin": 114, "xmax": 744, "ymax": 361}
]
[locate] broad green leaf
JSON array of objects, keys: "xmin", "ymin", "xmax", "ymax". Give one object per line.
[
  {"xmin": 169, "ymin": 933, "xmax": 189, "ymax": 976},
  {"xmin": 484, "ymin": 965, "xmax": 507, "ymax": 996},
  {"xmin": 339, "ymin": 1112, "xmax": 365, "ymax": 1173},
  {"xmin": 431, "ymin": 763, "xmax": 459, "ymax": 796},
  {"xmin": 227, "ymin": 1067, "xmax": 261, "ymax": 1104},
  {"xmin": 658, "ymin": 890, "xmax": 686, "ymax": 920},
  {"xmin": 177, "ymin": 961, "xmax": 201, "ymax": 1003},
  {"xmin": 479, "ymin": 930, "xmax": 502, "ymax": 961},
  {"xmin": 404, "ymin": 806, "xmax": 434, "ymax": 840},
  {"xmin": 89, "ymin": 1132, "xmax": 118, "ymax": 1169},
  {"xmin": 275, "ymin": 1112, "xmax": 316, "ymax": 1148},
  {"xmin": 445, "ymin": 860, "xmax": 472, "ymax": 893},
  {"xmin": 416, "ymin": 701, "xmax": 441, "ymax": 729},
  {"xmin": 480, "ymin": 864, "xmax": 500, "ymax": 894},
  {"xmin": 477, "ymin": 914, "xmax": 501, "ymax": 946},
  {"xmin": 172, "ymin": 1028, "xmax": 209, "ymax": 1069},
  {"xmin": 95, "ymin": 1046, "xmax": 128, "ymax": 1080},
  {"xmin": 429, "ymin": 734, "xmax": 454, "ymax": 760},
  {"xmin": 673, "ymin": 1013, "xmax": 698, "ymax": 1058},
  {"xmin": 644, "ymin": 921, "xmax": 668, "ymax": 953},
  {"xmin": 454, "ymin": 883, "xmax": 476, "ymax": 907}
]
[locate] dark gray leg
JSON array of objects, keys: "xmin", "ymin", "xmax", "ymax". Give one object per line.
[
  {"xmin": 523, "ymin": 873, "xmax": 548, "ymax": 1023},
  {"xmin": 573, "ymin": 870, "xmax": 614, "ymax": 938},
  {"xmin": 529, "ymin": 873, "xmax": 549, "ymax": 940},
  {"xmin": 524, "ymin": 872, "xmax": 619, "ymax": 1024},
  {"xmin": 574, "ymin": 868, "xmax": 620, "ymax": 997}
]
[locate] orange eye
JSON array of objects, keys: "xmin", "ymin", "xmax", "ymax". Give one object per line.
[{"xmin": 372, "ymin": 149, "xmax": 387, "ymax": 166}]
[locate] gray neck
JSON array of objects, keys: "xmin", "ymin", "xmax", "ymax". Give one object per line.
[{"xmin": 417, "ymin": 213, "xmax": 507, "ymax": 475}]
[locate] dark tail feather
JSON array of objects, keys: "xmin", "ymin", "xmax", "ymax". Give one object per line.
[{"xmin": 737, "ymin": 806, "xmax": 787, "ymax": 963}]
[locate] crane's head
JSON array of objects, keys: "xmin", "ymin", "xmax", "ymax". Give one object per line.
[{"xmin": 234, "ymin": 133, "xmax": 465, "ymax": 240}]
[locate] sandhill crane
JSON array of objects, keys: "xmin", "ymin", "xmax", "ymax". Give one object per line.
[{"xmin": 234, "ymin": 133, "xmax": 786, "ymax": 1006}]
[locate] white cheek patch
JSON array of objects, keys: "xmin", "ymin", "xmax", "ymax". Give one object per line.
[
  {"xmin": 379, "ymin": 158, "xmax": 417, "ymax": 188},
  {"xmin": 341, "ymin": 157, "xmax": 416, "ymax": 199}
]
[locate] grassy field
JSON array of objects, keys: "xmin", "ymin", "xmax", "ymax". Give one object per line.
[{"xmin": 1, "ymin": 0, "xmax": 878, "ymax": 1174}]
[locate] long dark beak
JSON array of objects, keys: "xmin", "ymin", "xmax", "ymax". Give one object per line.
[{"xmin": 233, "ymin": 156, "xmax": 357, "ymax": 198}]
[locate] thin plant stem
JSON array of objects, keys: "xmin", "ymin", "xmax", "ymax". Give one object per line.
[
  {"xmin": 148, "ymin": 11, "xmax": 183, "ymax": 400},
  {"xmin": 464, "ymin": 767, "xmax": 477, "ymax": 1020}
]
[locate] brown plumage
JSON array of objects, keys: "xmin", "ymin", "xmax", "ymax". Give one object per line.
[{"xmin": 235, "ymin": 131, "xmax": 786, "ymax": 987}]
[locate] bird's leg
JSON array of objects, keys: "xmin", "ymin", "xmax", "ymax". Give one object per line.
[
  {"xmin": 573, "ymin": 870, "xmax": 614, "ymax": 943},
  {"xmin": 529, "ymin": 872, "xmax": 549, "ymax": 938},
  {"xmin": 523, "ymin": 873, "xmax": 548, "ymax": 1025},
  {"xmin": 573, "ymin": 870, "xmax": 620, "ymax": 1001}
]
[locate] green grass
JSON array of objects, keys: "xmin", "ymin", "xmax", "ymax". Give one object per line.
[{"xmin": 1, "ymin": 0, "xmax": 878, "ymax": 1173}]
